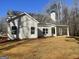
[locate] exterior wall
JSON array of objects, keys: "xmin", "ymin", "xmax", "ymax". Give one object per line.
[
  {"xmin": 7, "ymin": 15, "xmax": 38, "ymax": 40},
  {"xmin": 26, "ymin": 15, "xmax": 38, "ymax": 39},
  {"xmin": 7, "ymin": 19, "xmax": 19, "ymax": 40},
  {"xmin": 38, "ymin": 27, "xmax": 52, "ymax": 37},
  {"xmin": 20, "ymin": 15, "xmax": 38, "ymax": 39},
  {"xmin": 19, "ymin": 15, "xmax": 29, "ymax": 39},
  {"xmin": 7, "ymin": 24, "xmax": 13, "ymax": 40}
]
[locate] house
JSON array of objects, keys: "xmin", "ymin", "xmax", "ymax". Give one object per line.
[
  {"xmin": 38, "ymin": 23, "xmax": 69, "ymax": 37},
  {"xmin": 29, "ymin": 12, "xmax": 69, "ymax": 37},
  {"xmin": 38, "ymin": 23, "xmax": 53, "ymax": 37},
  {"xmin": 7, "ymin": 11, "xmax": 39, "ymax": 40},
  {"xmin": 6, "ymin": 10, "xmax": 69, "ymax": 40},
  {"xmin": 28, "ymin": 13, "xmax": 55, "ymax": 37}
]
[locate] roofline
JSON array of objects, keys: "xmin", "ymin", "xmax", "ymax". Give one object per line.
[
  {"xmin": 7, "ymin": 12, "xmax": 39, "ymax": 23},
  {"xmin": 55, "ymin": 25, "xmax": 69, "ymax": 27},
  {"xmin": 7, "ymin": 13, "xmax": 25, "ymax": 22},
  {"xmin": 24, "ymin": 12, "xmax": 39, "ymax": 23}
]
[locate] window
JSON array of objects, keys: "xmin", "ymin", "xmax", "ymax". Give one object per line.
[
  {"xmin": 11, "ymin": 26, "xmax": 17, "ymax": 34},
  {"xmin": 46, "ymin": 29, "xmax": 48, "ymax": 34},
  {"xmin": 31, "ymin": 27, "xmax": 35, "ymax": 34},
  {"xmin": 43, "ymin": 28, "xmax": 48, "ymax": 35},
  {"xmin": 43, "ymin": 29, "xmax": 46, "ymax": 34}
]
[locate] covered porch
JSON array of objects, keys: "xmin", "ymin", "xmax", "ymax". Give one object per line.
[{"xmin": 51, "ymin": 25, "xmax": 70, "ymax": 37}]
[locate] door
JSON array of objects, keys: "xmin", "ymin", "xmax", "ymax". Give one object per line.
[{"xmin": 52, "ymin": 27, "xmax": 55, "ymax": 36}]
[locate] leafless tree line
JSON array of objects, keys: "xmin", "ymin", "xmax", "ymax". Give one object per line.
[
  {"xmin": 46, "ymin": 0, "xmax": 79, "ymax": 36},
  {"xmin": 0, "ymin": 17, "xmax": 7, "ymax": 34}
]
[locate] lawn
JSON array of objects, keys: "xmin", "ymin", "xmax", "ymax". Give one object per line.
[{"xmin": 0, "ymin": 36, "xmax": 79, "ymax": 59}]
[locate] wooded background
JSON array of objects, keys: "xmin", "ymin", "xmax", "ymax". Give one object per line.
[
  {"xmin": 0, "ymin": 0, "xmax": 79, "ymax": 36},
  {"xmin": 46, "ymin": 0, "xmax": 79, "ymax": 36}
]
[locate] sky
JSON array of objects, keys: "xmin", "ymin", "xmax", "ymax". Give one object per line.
[{"xmin": 0, "ymin": 0, "xmax": 73, "ymax": 17}]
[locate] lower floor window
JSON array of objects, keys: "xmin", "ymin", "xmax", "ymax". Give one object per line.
[
  {"xmin": 46, "ymin": 29, "xmax": 48, "ymax": 34},
  {"xmin": 11, "ymin": 26, "xmax": 17, "ymax": 34},
  {"xmin": 43, "ymin": 28, "xmax": 48, "ymax": 35},
  {"xmin": 43, "ymin": 29, "xmax": 46, "ymax": 34},
  {"xmin": 31, "ymin": 27, "xmax": 35, "ymax": 34}
]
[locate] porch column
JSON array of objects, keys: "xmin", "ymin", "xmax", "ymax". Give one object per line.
[
  {"xmin": 67, "ymin": 27, "xmax": 70, "ymax": 36},
  {"xmin": 55, "ymin": 26, "xmax": 57, "ymax": 36}
]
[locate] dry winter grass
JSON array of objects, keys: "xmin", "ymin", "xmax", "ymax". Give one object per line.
[{"xmin": 0, "ymin": 36, "xmax": 79, "ymax": 59}]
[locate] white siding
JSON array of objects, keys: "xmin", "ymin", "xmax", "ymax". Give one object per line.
[
  {"xmin": 38, "ymin": 27, "xmax": 52, "ymax": 37},
  {"xmin": 19, "ymin": 15, "xmax": 29, "ymax": 39},
  {"xmin": 7, "ymin": 14, "xmax": 38, "ymax": 40},
  {"xmin": 18, "ymin": 15, "xmax": 38, "ymax": 39},
  {"xmin": 7, "ymin": 19, "xmax": 19, "ymax": 40},
  {"xmin": 26, "ymin": 15, "xmax": 38, "ymax": 38}
]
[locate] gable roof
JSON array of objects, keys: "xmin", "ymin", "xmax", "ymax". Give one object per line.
[
  {"xmin": 7, "ymin": 10, "xmax": 55, "ymax": 25},
  {"xmin": 7, "ymin": 11, "xmax": 39, "ymax": 23},
  {"xmin": 24, "ymin": 12, "xmax": 39, "ymax": 23},
  {"xmin": 7, "ymin": 13, "xmax": 25, "ymax": 22},
  {"xmin": 28, "ymin": 13, "xmax": 55, "ymax": 24}
]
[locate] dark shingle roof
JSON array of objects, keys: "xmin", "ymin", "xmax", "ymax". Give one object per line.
[
  {"xmin": 7, "ymin": 10, "xmax": 55, "ymax": 24},
  {"xmin": 28, "ymin": 13, "xmax": 55, "ymax": 24}
]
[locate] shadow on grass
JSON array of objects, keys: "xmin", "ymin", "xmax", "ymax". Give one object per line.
[
  {"xmin": 0, "ymin": 40, "xmax": 25, "ymax": 51},
  {"xmin": 66, "ymin": 36, "xmax": 79, "ymax": 45},
  {"xmin": 38, "ymin": 36, "xmax": 54, "ymax": 40},
  {"xmin": 74, "ymin": 57, "xmax": 79, "ymax": 59},
  {"xmin": 74, "ymin": 37, "xmax": 79, "ymax": 41},
  {"xmin": 66, "ymin": 36, "xmax": 75, "ymax": 38},
  {"xmin": 0, "ymin": 37, "xmax": 48, "ymax": 51},
  {"xmin": 67, "ymin": 36, "xmax": 79, "ymax": 41},
  {"xmin": 65, "ymin": 36, "xmax": 75, "ymax": 42},
  {"xmin": 0, "ymin": 36, "xmax": 54, "ymax": 51},
  {"xmin": 0, "ymin": 39, "xmax": 36, "ymax": 51}
]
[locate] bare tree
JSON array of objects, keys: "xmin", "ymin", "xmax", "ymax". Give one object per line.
[
  {"xmin": 45, "ymin": 0, "xmax": 79, "ymax": 36},
  {"xmin": 69, "ymin": 0, "xmax": 79, "ymax": 36},
  {"xmin": 0, "ymin": 16, "xmax": 7, "ymax": 34}
]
